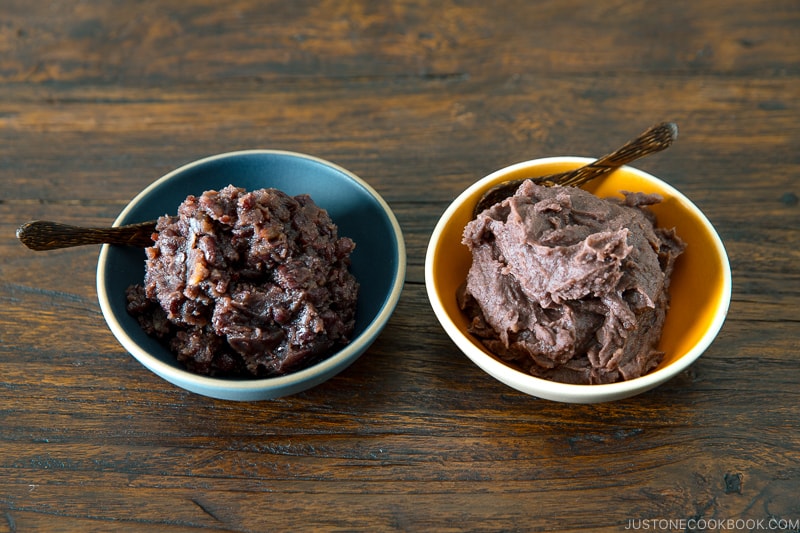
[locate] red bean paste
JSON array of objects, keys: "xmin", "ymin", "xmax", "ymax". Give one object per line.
[
  {"xmin": 126, "ymin": 185, "xmax": 359, "ymax": 377},
  {"xmin": 458, "ymin": 181, "xmax": 685, "ymax": 384}
]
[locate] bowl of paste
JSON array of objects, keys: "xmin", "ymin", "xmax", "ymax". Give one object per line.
[
  {"xmin": 425, "ymin": 157, "xmax": 731, "ymax": 403},
  {"xmin": 98, "ymin": 150, "xmax": 406, "ymax": 401}
]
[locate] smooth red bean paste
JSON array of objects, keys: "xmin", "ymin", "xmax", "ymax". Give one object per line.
[
  {"xmin": 458, "ymin": 181, "xmax": 685, "ymax": 384},
  {"xmin": 126, "ymin": 185, "xmax": 358, "ymax": 377}
]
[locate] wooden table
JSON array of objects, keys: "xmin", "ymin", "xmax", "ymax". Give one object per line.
[{"xmin": 2, "ymin": 1, "xmax": 798, "ymax": 531}]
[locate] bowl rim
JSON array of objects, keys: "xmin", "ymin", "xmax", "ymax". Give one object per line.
[
  {"xmin": 425, "ymin": 156, "xmax": 732, "ymax": 402},
  {"xmin": 97, "ymin": 149, "xmax": 406, "ymax": 397}
]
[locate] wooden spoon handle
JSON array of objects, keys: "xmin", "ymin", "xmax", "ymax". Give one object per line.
[
  {"xmin": 472, "ymin": 122, "xmax": 678, "ymax": 217},
  {"xmin": 543, "ymin": 122, "xmax": 678, "ymax": 187},
  {"xmin": 16, "ymin": 220, "xmax": 157, "ymax": 251}
]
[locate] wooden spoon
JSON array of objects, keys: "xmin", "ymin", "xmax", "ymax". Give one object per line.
[
  {"xmin": 16, "ymin": 220, "xmax": 157, "ymax": 251},
  {"xmin": 18, "ymin": 122, "xmax": 678, "ymax": 251},
  {"xmin": 472, "ymin": 121, "xmax": 678, "ymax": 218}
]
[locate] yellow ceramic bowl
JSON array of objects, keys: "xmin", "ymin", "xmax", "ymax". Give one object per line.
[{"xmin": 425, "ymin": 157, "xmax": 731, "ymax": 403}]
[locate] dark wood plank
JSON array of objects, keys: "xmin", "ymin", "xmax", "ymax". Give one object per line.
[{"xmin": 1, "ymin": 0, "xmax": 798, "ymax": 531}]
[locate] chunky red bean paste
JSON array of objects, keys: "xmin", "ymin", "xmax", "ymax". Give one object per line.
[
  {"xmin": 459, "ymin": 181, "xmax": 685, "ymax": 384},
  {"xmin": 126, "ymin": 185, "xmax": 359, "ymax": 377}
]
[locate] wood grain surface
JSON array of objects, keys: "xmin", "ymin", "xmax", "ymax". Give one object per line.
[{"xmin": 1, "ymin": 1, "xmax": 798, "ymax": 531}]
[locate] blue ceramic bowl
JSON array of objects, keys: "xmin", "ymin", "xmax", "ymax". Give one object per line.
[{"xmin": 97, "ymin": 150, "xmax": 405, "ymax": 401}]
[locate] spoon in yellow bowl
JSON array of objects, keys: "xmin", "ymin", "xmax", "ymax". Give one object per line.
[{"xmin": 472, "ymin": 121, "xmax": 678, "ymax": 218}]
